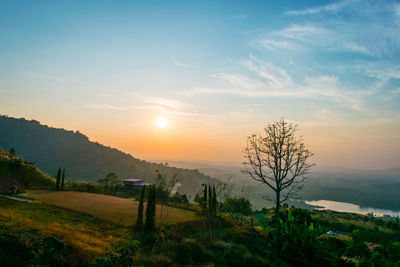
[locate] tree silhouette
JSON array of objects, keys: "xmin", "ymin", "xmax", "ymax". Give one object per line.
[
  {"xmin": 145, "ymin": 185, "xmax": 156, "ymax": 231},
  {"xmin": 8, "ymin": 148, "xmax": 16, "ymax": 158},
  {"xmin": 61, "ymin": 168, "xmax": 65, "ymax": 190},
  {"xmin": 136, "ymin": 185, "xmax": 146, "ymax": 230},
  {"xmin": 208, "ymin": 184, "xmax": 212, "ymax": 216},
  {"xmin": 212, "ymin": 185, "xmax": 217, "ymax": 216},
  {"xmin": 243, "ymin": 118, "xmax": 314, "ymax": 252},
  {"xmin": 56, "ymin": 168, "xmax": 61, "ymax": 190},
  {"xmin": 202, "ymin": 184, "xmax": 208, "ymax": 211}
]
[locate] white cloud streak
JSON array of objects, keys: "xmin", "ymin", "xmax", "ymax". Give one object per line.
[
  {"xmin": 185, "ymin": 55, "xmax": 370, "ymax": 110},
  {"xmin": 286, "ymin": 0, "xmax": 358, "ymax": 15},
  {"xmin": 174, "ymin": 61, "xmax": 194, "ymax": 68}
]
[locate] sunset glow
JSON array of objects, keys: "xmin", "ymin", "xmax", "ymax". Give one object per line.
[{"xmin": 0, "ymin": 1, "xmax": 399, "ymax": 169}]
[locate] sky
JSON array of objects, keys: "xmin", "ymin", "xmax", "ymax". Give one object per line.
[{"xmin": 0, "ymin": 0, "xmax": 399, "ymax": 169}]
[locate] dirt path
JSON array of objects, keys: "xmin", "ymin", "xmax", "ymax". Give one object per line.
[{"xmin": 0, "ymin": 194, "xmax": 33, "ymax": 203}]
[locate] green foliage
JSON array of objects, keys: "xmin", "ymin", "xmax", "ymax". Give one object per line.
[
  {"xmin": 95, "ymin": 239, "xmax": 140, "ymax": 266},
  {"xmin": 171, "ymin": 238, "xmax": 212, "ymax": 265},
  {"xmin": 135, "ymin": 185, "xmax": 145, "ymax": 229},
  {"xmin": 169, "ymin": 192, "xmax": 190, "ymax": 208},
  {"xmin": 221, "ymin": 197, "xmax": 252, "ymax": 216},
  {"xmin": 279, "ymin": 208, "xmax": 333, "ymax": 266},
  {"xmin": 345, "ymin": 240, "xmax": 370, "ymax": 258},
  {"xmin": 155, "ymin": 170, "xmax": 177, "ymax": 204},
  {"xmin": 211, "ymin": 240, "xmax": 270, "ymax": 267},
  {"xmin": 97, "ymin": 172, "xmax": 121, "ymax": 191}
]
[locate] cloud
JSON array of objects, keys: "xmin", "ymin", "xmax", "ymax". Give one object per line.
[
  {"xmin": 143, "ymin": 96, "xmax": 190, "ymax": 110},
  {"xmin": 258, "ymin": 39, "xmax": 296, "ymax": 50},
  {"xmin": 246, "ymin": 54, "xmax": 293, "ymax": 88},
  {"xmin": 286, "ymin": 0, "xmax": 358, "ymax": 15},
  {"xmin": 341, "ymin": 43, "xmax": 372, "ymax": 55},
  {"xmin": 83, "ymin": 103, "xmax": 132, "ymax": 111},
  {"xmin": 174, "ymin": 61, "xmax": 194, "ymax": 68},
  {"xmin": 272, "ymin": 25, "xmax": 327, "ymax": 41},
  {"xmin": 184, "ymin": 55, "xmax": 369, "ymax": 110},
  {"xmin": 233, "ymin": 13, "xmax": 247, "ymax": 19}
]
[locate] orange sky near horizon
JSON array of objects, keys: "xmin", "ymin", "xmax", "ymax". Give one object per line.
[{"xmin": 12, "ymin": 107, "xmax": 398, "ymax": 170}]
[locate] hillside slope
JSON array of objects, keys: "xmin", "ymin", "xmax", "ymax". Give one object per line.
[
  {"xmin": 0, "ymin": 148, "xmax": 54, "ymax": 191},
  {"xmin": 0, "ymin": 115, "xmax": 212, "ymax": 195}
]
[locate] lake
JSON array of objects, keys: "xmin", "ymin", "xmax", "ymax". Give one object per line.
[{"xmin": 305, "ymin": 200, "xmax": 400, "ymax": 217}]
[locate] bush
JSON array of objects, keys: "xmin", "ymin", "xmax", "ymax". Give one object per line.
[
  {"xmin": 171, "ymin": 238, "xmax": 212, "ymax": 265},
  {"xmin": 95, "ymin": 239, "xmax": 140, "ymax": 267},
  {"xmin": 221, "ymin": 197, "xmax": 252, "ymax": 216}
]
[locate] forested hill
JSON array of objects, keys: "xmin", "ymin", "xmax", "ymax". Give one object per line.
[{"xmin": 0, "ymin": 115, "xmax": 212, "ymax": 195}]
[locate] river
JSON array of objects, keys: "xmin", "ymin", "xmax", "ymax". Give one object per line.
[{"xmin": 305, "ymin": 200, "xmax": 400, "ymax": 217}]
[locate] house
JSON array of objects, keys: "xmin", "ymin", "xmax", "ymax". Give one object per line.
[{"xmin": 123, "ymin": 179, "xmax": 144, "ymax": 188}]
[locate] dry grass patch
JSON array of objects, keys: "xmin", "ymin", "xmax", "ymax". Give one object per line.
[
  {"xmin": 0, "ymin": 197, "xmax": 125, "ymax": 263},
  {"xmin": 27, "ymin": 190, "xmax": 198, "ymax": 226}
]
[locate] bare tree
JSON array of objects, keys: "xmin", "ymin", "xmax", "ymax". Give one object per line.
[{"xmin": 242, "ymin": 118, "xmax": 314, "ymax": 250}]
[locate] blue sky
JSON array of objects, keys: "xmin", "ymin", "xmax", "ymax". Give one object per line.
[{"xmin": 1, "ymin": 0, "xmax": 399, "ymax": 168}]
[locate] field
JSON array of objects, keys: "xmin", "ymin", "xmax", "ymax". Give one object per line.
[
  {"xmin": 27, "ymin": 190, "xmax": 198, "ymax": 226},
  {"xmin": 0, "ymin": 196, "xmax": 125, "ymax": 265}
]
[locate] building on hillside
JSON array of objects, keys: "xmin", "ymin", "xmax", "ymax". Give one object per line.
[{"xmin": 123, "ymin": 179, "xmax": 144, "ymax": 188}]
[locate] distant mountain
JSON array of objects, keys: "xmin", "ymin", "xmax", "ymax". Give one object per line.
[{"xmin": 0, "ymin": 115, "xmax": 213, "ymax": 196}]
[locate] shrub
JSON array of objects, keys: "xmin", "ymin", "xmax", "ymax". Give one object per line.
[
  {"xmin": 171, "ymin": 238, "xmax": 211, "ymax": 265},
  {"xmin": 221, "ymin": 197, "xmax": 252, "ymax": 216},
  {"xmin": 95, "ymin": 240, "xmax": 140, "ymax": 267}
]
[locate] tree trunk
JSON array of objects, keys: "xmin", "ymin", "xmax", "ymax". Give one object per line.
[{"xmin": 275, "ymin": 190, "xmax": 281, "ymax": 256}]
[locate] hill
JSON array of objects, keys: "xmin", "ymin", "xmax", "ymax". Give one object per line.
[
  {"xmin": 0, "ymin": 115, "xmax": 213, "ymax": 196},
  {"xmin": 0, "ymin": 148, "xmax": 54, "ymax": 192}
]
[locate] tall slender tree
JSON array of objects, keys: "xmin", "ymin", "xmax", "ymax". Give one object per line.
[
  {"xmin": 56, "ymin": 168, "xmax": 61, "ymax": 190},
  {"xmin": 212, "ymin": 185, "xmax": 217, "ymax": 216},
  {"xmin": 136, "ymin": 185, "xmax": 146, "ymax": 230},
  {"xmin": 145, "ymin": 185, "xmax": 156, "ymax": 231},
  {"xmin": 202, "ymin": 184, "xmax": 208, "ymax": 211},
  {"xmin": 208, "ymin": 184, "xmax": 212, "ymax": 215},
  {"xmin": 61, "ymin": 169, "xmax": 65, "ymax": 190}
]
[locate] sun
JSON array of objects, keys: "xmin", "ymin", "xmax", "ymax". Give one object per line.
[{"xmin": 156, "ymin": 117, "xmax": 169, "ymax": 128}]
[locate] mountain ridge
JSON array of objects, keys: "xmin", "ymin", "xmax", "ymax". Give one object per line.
[{"xmin": 0, "ymin": 115, "xmax": 213, "ymax": 196}]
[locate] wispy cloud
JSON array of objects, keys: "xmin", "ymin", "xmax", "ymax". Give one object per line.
[
  {"xmin": 184, "ymin": 55, "xmax": 370, "ymax": 110},
  {"xmin": 246, "ymin": 54, "xmax": 292, "ymax": 88},
  {"xmin": 272, "ymin": 25, "xmax": 327, "ymax": 41},
  {"xmin": 174, "ymin": 61, "xmax": 194, "ymax": 68},
  {"xmin": 341, "ymin": 43, "xmax": 372, "ymax": 55},
  {"xmin": 83, "ymin": 103, "xmax": 132, "ymax": 111},
  {"xmin": 233, "ymin": 13, "xmax": 247, "ymax": 19},
  {"xmin": 286, "ymin": 0, "xmax": 358, "ymax": 15},
  {"xmin": 143, "ymin": 96, "xmax": 190, "ymax": 110}
]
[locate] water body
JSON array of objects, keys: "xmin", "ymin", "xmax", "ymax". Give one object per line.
[{"xmin": 305, "ymin": 200, "xmax": 400, "ymax": 217}]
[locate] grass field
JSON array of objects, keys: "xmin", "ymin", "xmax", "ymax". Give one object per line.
[
  {"xmin": 27, "ymin": 190, "xmax": 198, "ymax": 226},
  {"xmin": 0, "ymin": 196, "xmax": 125, "ymax": 264}
]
